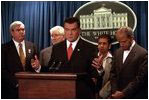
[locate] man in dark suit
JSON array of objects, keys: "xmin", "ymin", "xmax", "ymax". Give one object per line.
[
  {"xmin": 1, "ymin": 21, "xmax": 40, "ymax": 98},
  {"xmin": 109, "ymin": 27, "xmax": 148, "ymax": 99},
  {"xmin": 41, "ymin": 17, "xmax": 98, "ymax": 98}
]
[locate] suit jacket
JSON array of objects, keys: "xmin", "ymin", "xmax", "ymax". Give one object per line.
[
  {"xmin": 99, "ymin": 56, "xmax": 112, "ymax": 98},
  {"xmin": 1, "ymin": 40, "xmax": 38, "ymax": 98},
  {"xmin": 110, "ymin": 43, "xmax": 148, "ymax": 99},
  {"xmin": 45, "ymin": 38, "xmax": 97, "ymax": 73},
  {"xmin": 41, "ymin": 38, "xmax": 98, "ymax": 98},
  {"xmin": 40, "ymin": 46, "xmax": 53, "ymax": 66},
  {"xmin": 102, "ymin": 57, "xmax": 112, "ymax": 86}
]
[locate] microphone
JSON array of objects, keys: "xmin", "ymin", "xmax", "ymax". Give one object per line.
[
  {"xmin": 49, "ymin": 61, "xmax": 56, "ymax": 71},
  {"xmin": 55, "ymin": 61, "xmax": 62, "ymax": 71}
]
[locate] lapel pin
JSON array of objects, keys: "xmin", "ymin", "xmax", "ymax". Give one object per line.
[{"xmin": 77, "ymin": 49, "xmax": 80, "ymax": 51}]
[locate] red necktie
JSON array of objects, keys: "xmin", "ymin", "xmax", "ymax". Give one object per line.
[{"xmin": 67, "ymin": 43, "xmax": 73, "ymax": 60}]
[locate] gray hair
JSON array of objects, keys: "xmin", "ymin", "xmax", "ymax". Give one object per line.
[
  {"xmin": 10, "ymin": 21, "xmax": 25, "ymax": 32},
  {"xmin": 50, "ymin": 26, "xmax": 64, "ymax": 35},
  {"xmin": 116, "ymin": 26, "xmax": 134, "ymax": 38}
]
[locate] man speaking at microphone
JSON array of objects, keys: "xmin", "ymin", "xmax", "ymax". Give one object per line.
[
  {"xmin": 48, "ymin": 17, "xmax": 98, "ymax": 98},
  {"xmin": 38, "ymin": 17, "xmax": 98, "ymax": 98}
]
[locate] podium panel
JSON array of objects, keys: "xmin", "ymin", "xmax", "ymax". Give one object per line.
[{"xmin": 15, "ymin": 72, "xmax": 77, "ymax": 99}]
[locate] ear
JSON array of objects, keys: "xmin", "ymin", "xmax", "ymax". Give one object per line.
[
  {"xmin": 10, "ymin": 31, "xmax": 13, "ymax": 37},
  {"xmin": 109, "ymin": 44, "xmax": 111, "ymax": 49},
  {"xmin": 131, "ymin": 37, "xmax": 134, "ymax": 41},
  {"xmin": 78, "ymin": 28, "xmax": 81, "ymax": 32}
]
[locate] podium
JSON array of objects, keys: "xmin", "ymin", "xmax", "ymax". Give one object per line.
[{"xmin": 15, "ymin": 72, "xmax": 77, "ymax": 99}]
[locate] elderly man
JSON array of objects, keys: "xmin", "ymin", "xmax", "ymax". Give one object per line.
[
  {"xmin": 40, "ymin": 26, "xmax": 65, "ymax": 66},
  {"xmin": 1, "ymin": 21, "xmax": 40, "ymax": 98},
  {"xmin": 109, "ymin": 27, "xmax": 148, "ymax": 99}
]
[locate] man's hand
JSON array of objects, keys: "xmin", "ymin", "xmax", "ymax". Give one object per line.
[
  {"xmin": 92, "ymin": 58, "xmax": 101, "ymax": 69},
  {"xmin": 31, "ymin": 55, "xmax": 41, "ymax": 70},
  {"xmin": 92, "ymin": 55, "xmax": 103, "ymax": 70},
  {"xmin": 110, "ymin": 91, "xmax": 125, "ymax": 99}
]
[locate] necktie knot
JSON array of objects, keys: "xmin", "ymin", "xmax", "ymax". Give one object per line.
[
  {"xmin": 19, "ymin": 43, "xmax": 22, "ymax": 47},
  {"xmin": 69, "ymin": 43, "xmax": 72, "ymax": 48}
]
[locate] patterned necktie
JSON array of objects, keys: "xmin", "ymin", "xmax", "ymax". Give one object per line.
[
  {"xmin": 19, "ymin": 43, "xmax": 26, "ymax": 70},
  {"xmin": 67, "ymin": 43, "xmax": 73, "ymax": 60}
]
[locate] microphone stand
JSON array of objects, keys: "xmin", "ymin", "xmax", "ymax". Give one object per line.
[
  {"xmin": 49, "ymin": 61, "xmax": 56, "ymax": 72},
  {"xmin": 54, "ymin": 61, "xmax": 62, "ymax": 72}
]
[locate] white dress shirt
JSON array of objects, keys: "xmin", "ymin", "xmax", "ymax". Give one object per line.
[
  {"xmin": 66, "ymin": 36, "xmax": 80, "ymax": 50},
  {"xmin": 13, "ymin": 39, "xmax": 26, "ymax": 57},
  {"xmin": 123, "ymin": 40, "xmax": 135, "ymax": 63}
]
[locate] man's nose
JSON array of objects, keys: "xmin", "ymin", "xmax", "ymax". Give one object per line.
[
  {"xmin": 120, "ymin": 43, "xmax": 124, "ymax": 47},
  {"xmin": 100, "ymin": 44, "xmax": 104, "ymax": 47},
  {"xmin": 69, "ymin": 30, "xmax": 73, "ymax": 35}
]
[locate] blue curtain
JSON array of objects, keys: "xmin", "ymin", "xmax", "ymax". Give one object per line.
[
  {"xmin": 1, "ymin": 1, "xmax": 148, "ymax": 51},
  {"xmin": 121, "ymin": 1, "xmax": 148, "ymax": 50}
]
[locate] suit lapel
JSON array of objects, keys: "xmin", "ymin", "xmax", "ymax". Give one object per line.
[
  {"xmin": 63, "ymin": 41, "xmax": 69, "ymax": 62},
  {"xmin": 123, "ymin": 45, "xmax": 136, "ymax": 67},
  {"xmin": 120, "ymin": 44, "xmax": 137, "ymax": 72},
  {"xmin": 119, "ymin": 49, "xmax": 124, "ymax": 71},
  {"xmin": 11, "ymin": 40, "xmax": 24, "ymax": 70},
  {"xmin": 103, "ymin": 57, "xmax": 112, "ymax": 85},
  {"xmin": 69, "ymin": 39, "xmax": 82, "ymax": 62},
  {"xmin": 25, "ymin": 41, "xmax": 29, "ymax": 60},
  {"xmin": 25, "ymin": 41, "xmax": 33, "ymax": 71}
]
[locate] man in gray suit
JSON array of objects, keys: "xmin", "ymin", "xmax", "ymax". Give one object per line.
[
  {"xmin": 40, "ymin": 26, "xmax": 65, "ymax": 66},
  {"xmin": 92, "ymin": 34, "xmax": 112, "ymax": 98},
  {"xmin": 109, "ymin": 27, "xmax": 148, "ymax": 99}
]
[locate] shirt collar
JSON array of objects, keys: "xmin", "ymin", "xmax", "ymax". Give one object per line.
[
  {"xmin": 66, "ymin": 36, "xmax": 80, "ymax": 49},
  {"xmin": 125, "ymin": 40, "xmax": 135, "ymax": 51},
  {"xmin": 98, "ymin": 51, "xmax": 112, "ymax": 59},
  {"xmin": 13, "ymin": 39, "xmax": 25, "ymax": 47},
  {"xmin": 106, "ymin": 52, "xmax": 112, "ymax": 58}
]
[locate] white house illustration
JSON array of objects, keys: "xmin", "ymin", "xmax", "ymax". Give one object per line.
[{"xmin": 80, "ymin": 5, "xmax": 128, "ymax": 30}]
